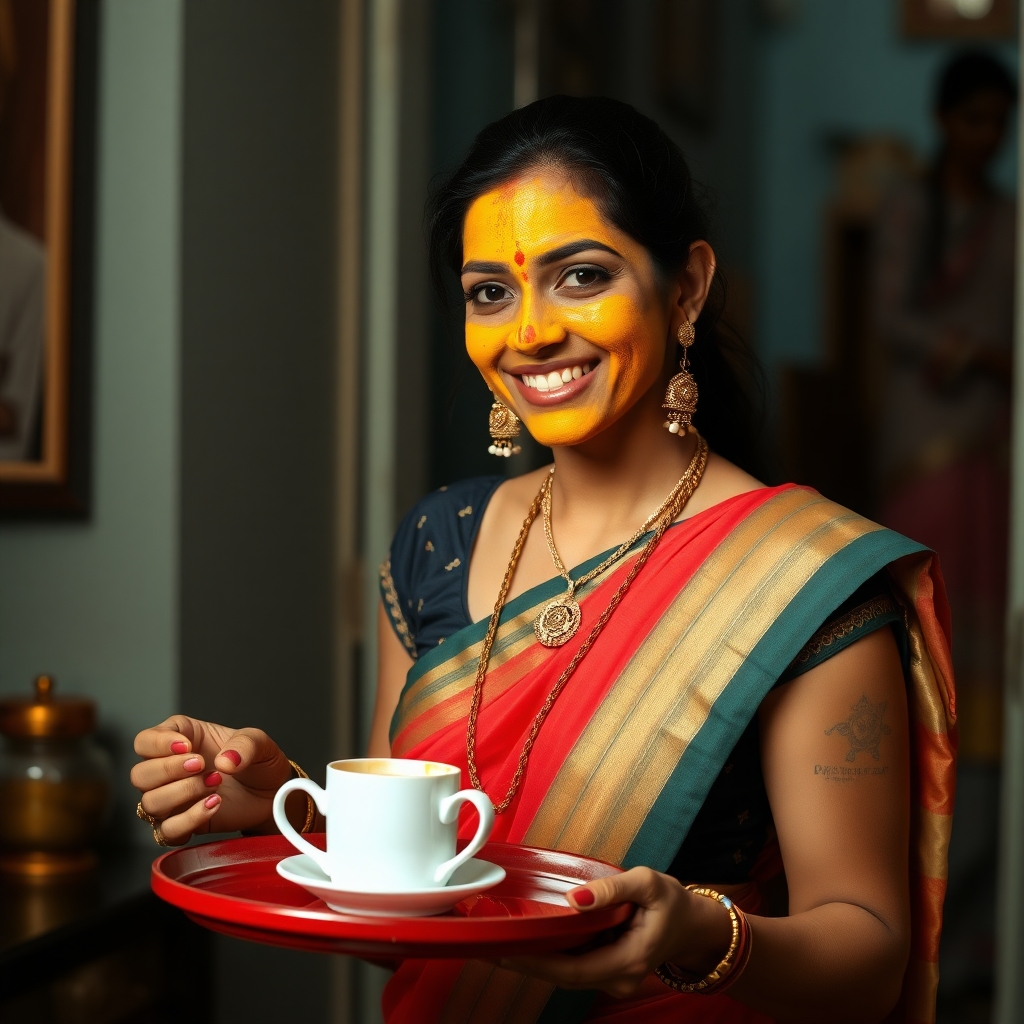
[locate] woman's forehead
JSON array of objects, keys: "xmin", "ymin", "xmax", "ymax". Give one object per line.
[{"xmin": 462, "ymin": 171, "xmax": 622, "ymax": 261}]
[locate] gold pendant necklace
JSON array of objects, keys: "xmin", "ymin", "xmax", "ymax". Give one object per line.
[
  {"xmin": 534, "ymin": 438, "xmax": 707, "ymax": 647},
  {"xmin": 466, "ymin": 434, "xmax": 708, "ymax": 813}
]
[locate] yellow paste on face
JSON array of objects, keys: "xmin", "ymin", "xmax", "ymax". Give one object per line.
[{"xmin": 461, "ymin": 171, "xmax": 670, "ymax": 447}]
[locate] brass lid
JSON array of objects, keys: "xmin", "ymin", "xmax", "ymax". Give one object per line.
[{"xmin": 0, "ymin": 676, "xmax": 95, "ymax": 738}]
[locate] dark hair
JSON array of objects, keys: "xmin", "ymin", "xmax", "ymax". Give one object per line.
[
  {"xmin": 936, "ymin": 50, "xmax": 1016, "ymax": 112},
  {"xmin": 425, "ymin": 95, "xmax": 766, "ymax": 477}
]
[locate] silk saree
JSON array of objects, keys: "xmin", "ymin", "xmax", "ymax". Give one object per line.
[{"xmin": 383, "ymin": 484, "xmax": 956, "ymax": 1024}]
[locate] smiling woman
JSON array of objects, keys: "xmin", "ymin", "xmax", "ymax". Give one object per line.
[
  {"xmin": 129, "ymin": 96, "xmax": 956, "ymax": 1024},
  {"xmin": 460, "ymin": 171, "xmax": 698, "ymax": 449},
  {"xmin": 371, "ymin": 97, "xmax": 955, "ymax": 1024}
]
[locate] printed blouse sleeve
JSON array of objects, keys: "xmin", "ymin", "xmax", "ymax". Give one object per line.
[
  {"xmin": 379, "ymin": 502, "xmax": 424, "ymax": 661},
  {"xmin": 776, "ymin": 572, "xmax": 903, "ymax": 686}
]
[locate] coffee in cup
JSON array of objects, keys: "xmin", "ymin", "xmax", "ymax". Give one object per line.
[{"xmin": 272, "ymin": 758, "xmax": 494, "ymax": 891}]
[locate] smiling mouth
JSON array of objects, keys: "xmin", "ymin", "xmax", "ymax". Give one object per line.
[{"xmin": 516, "ymin": 361, "xmax": 595, "ymax": 392}]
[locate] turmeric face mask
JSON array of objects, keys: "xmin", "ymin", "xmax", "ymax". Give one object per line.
[{"xmin": 461, "ymin": 170, "xmax": 670, "ymax": 448}]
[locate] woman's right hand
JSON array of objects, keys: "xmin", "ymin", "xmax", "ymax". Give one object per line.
[{"xmin": 131, "ymin": 715, "xmax": 294, "ymax": 845}]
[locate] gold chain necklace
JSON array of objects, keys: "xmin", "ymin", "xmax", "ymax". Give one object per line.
[
  {"xmin": 535, "ymin": 442, "xmax": 709, "ymax": 647},
  {"xmin": 466, "ymin": 433, "xmax": 709, "ymax": 813}
]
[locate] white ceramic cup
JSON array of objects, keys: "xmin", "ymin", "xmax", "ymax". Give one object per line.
[{"xmin": 272, "ymin": 758, "xmax": 495, "ymax": 890}]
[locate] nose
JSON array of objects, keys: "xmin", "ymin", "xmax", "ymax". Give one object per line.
[{"xmin": 508, "ymin": 291, "xmax": 567, "ymax": 355}]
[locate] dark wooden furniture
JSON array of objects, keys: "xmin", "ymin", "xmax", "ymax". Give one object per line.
[{"xmin": 0, "ymin": 847, "xmax": 211, "ymax": 1024}]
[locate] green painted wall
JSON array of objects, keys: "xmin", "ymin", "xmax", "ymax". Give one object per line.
[{"xmin": 0, "ymin": 0, "xmax": 183, "ymax": 848}]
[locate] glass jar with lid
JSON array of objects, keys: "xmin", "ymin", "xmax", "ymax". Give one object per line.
[{"xmin": 0, "ymin": 675, "xmax": 113, "ymax": 877}]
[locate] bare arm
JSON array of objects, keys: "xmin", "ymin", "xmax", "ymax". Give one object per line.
[
  {"xmin": 503, "ymin": 628, "xmax": 911, "ymax": 1024},
  {"xmin": 368, "ymin": 600, "xmax": 415, "ymax": 757},
  {"xmin": 725, "ymin": 625, "xmax": 911, "ymax": 1021}
]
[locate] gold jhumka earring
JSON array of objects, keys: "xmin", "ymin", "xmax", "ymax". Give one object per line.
[
  {"xmin": 487, "ymin": 394, "xmax": 522, "ymax": 457},
  {"xmin": 662, "ymin": 320, "xmax": 698, "ymax": 435}
]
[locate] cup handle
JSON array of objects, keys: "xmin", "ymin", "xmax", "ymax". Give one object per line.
[
  {"xmin": 273, "ymin": 777, "xmax": 329, "ymax": 875},
  {"xmin": 433, "ymin": 789, "xmax": 495, "ymax": 885}
]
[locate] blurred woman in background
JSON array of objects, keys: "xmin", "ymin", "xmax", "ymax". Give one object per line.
[{"xmin": 873, "ymin": 51, "xmax": 1015, "ymax": 1003}]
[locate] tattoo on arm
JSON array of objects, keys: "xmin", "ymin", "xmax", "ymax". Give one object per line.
[
  {"xmin": 814, "ymin": 695, "xmax": 892, "ymax": 781},
  {"xmin": 814, "ymin": 763, "xmax": 888, "ymax": 781},
  {"xmin": 826, "ymin": 695, "xmax": 891, "ymax": 761}
]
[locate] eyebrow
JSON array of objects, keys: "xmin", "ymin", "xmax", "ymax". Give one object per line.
[
  {"xmin": 461, "ymin": 260, "xmax": 508, "ymax": 275},
  {"xmin": 537, "ymin": 240, "xmax": 622, "ymax": 265},
  {"xmin": 460, "ymin": 239, "xmax": 623, "ymax": 276}
]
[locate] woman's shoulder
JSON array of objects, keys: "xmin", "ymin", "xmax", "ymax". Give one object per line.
[
  {"xmin": 680, "ymin": 452, "xmax": 766, "ymax": 520},
  {"xmin": 397, "ymin": 475, "xmax": 505, "ymax": 529},
  {"xmin": 382, "ymin": 475, "xmax": 507, "ymax": 656},
  {"xmin": 388, "ymin": 475, "xmax": 506, "ymax": 572}
]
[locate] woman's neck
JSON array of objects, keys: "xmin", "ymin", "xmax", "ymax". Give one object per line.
[{"xmin": 547, "ymin": 386, "xmax": 700, "ymax": 538}]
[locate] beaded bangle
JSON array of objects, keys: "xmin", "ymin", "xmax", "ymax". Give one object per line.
[
  {"xmin": 654, "ymin": 886, "xmax": 750, "ymax": 995},
  {"xmin": 287, "ymin": 759, "xmax": 317, "ymax": 834}
]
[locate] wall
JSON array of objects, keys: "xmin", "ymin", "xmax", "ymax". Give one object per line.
[
  {"xmin": 0, "ymin": 0, "xmax": 183, "ymax": 847},
  {"xmin": 755, "ymin": 0, "xmax": 1019, "ymax": 370},
  {"xmin": 615, "ymin": 0, "xmax": 761, "ymax": 280},
  {"xmin": 178, "ymin": 3, "xmax": 340, "ymax": 1021},
  {"xmin": 179, "ymin": 0, "xmax": 338, "ymax": 783}
]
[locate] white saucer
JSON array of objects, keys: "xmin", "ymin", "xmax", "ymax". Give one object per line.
[{"xmin": 276, "ymin": 855, "xmax": 506, "ymax": 917}]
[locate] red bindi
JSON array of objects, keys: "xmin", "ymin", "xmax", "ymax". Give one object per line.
[{"xmin": 514, "ymin": 247, "xmax": 525, "ymax": 267}]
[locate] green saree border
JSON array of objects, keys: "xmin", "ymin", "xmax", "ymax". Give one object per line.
[
  {"xmin": 404, "ymin": 539, "xmax": 650, "ymax": 683},
  {"xmin": 621, "ymin": 527, "xmax": 927, "ymax": 871},
  {"xmin": 389, "ymin": 535, "xmax": 656, "ymax": 742}
]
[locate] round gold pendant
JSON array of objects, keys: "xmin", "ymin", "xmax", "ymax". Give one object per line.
[{"xmin": 534, "ymin": 598, "xmax": 582, "ymax": 648}]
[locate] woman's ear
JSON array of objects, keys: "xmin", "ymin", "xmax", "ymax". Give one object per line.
[{"xmin": 669, "ymin": 241, "xmax": 716, "ymax": 333}]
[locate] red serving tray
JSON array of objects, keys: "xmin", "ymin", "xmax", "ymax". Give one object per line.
[{"xmin": 151, "ymin": 835, "xmax": 633, "ymax": 959}]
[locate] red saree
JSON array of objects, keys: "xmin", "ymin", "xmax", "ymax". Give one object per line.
[{"xmin": 384, "ymin": 485, "xmax": 956, "ymax": 1024}]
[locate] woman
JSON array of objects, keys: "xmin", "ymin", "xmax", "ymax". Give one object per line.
[{"xmin": 132, "ymin": 97, "xmax": 954, "ymax": 1024}]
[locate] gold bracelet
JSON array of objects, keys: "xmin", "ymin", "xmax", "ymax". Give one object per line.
[
  {"xmin": 287, "ymin": 759, "xmax": 317, "ymax": 834},
  {"xmin": 654, "ymin": 886, "xmax": 746, "ymax": 995}
]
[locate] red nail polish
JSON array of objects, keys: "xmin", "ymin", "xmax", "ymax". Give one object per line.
[
  {"xmin": 221, "ymin": 749, "xmax": 241, "ymax": 766},
  {"xmin": 572, "ymin": 888, "xmax": 595, "ymax": 907},
  {"xmin": 204, "ymin": 772, "xmax": 222, "ymax": 787},
  {"xmin": 204, "ymin": 794, "xmax": 221, "ymax": 809},
  {"xmin": 183, "ymin": 757, "xmax": 201, "ymax": 772},
  {"xmin": 171, "ymin": 741, "xmax": 188, "ymax": 754}
]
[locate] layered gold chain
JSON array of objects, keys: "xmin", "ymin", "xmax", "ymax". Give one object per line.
[
  {"xmin": 466, "ymin": 433, "xmax": 709, "ymax": 813},
  {"xmin": 534, "ymin": 437, "xmax": 710, "ymax": 647}
]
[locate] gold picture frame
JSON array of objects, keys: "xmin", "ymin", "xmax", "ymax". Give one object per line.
[{"xmin": 0, "ymin": 0, "xmax": 91, "ymax": 514}]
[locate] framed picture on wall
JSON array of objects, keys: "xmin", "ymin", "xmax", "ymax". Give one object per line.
[
  {"xmin": 902, "ymin": 0, "xmax": 1017, "ymax": 39},
  {"xmin": 0, "ymin": 0, "xmax": 95, "ymax": 516}
]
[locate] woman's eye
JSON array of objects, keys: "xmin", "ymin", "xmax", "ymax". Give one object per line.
[
  {"xmin": 561, "ymin": 266, "xmax": 607, "ymax": 290},
  {"xmin": 470, "ymin": 284, "xmax": 511, "ymax": 305}
]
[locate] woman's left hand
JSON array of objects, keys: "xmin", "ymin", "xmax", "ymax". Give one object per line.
[{"xmin": 496, "ymin": 867, "xmax": 731, "ymax": 999}]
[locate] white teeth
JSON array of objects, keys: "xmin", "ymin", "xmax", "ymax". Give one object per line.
[{"xmin": 520, "ymin": 363, "xmax": 597, "ymax": 390}]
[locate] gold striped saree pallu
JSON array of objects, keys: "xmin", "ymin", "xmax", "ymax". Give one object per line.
[{"xmin": 382, "ymin": 485, "xmax": 955, "ymax": 1024}]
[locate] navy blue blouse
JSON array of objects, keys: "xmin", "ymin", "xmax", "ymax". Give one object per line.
[{"xmin": 381, "ymin": 479, "xmax": 902, "ymax": 884}]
